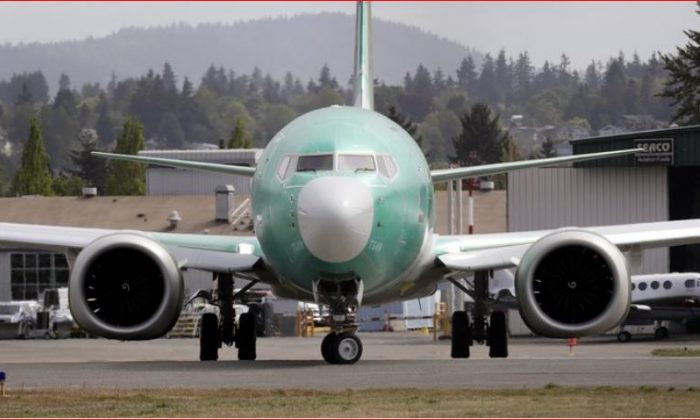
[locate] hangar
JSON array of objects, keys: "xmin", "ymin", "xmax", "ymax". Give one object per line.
[{"xmin": 509, "ymin": 125, "xmax": 700, "ymax": 276}]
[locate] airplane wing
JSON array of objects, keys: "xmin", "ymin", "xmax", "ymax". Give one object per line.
[
  {"xmin": 430, "ymin": 148, "xmax": 641, "ymax": 183},
  {"xmin": 92, "ymin": 152, "xmax": 257, "ymax": 177},
  {"xmin": 0, "ymin": 222, "xmax": 262, "ymax": 273},
  {"xmin": 435, "ymin": 219, "xmax": 700, "ymax": 272}
]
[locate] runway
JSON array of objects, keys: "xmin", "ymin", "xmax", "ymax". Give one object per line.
[{"xmin": 3, "ymin": 332, "xmax": 700, "ymax": 390}]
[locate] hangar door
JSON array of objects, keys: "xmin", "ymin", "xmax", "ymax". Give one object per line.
[{"xmin": 669, "ymin": 167, "xmax": 700, "ymax": 272}]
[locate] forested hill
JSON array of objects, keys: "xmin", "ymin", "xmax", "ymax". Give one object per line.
[{"xmin": 0, "ymin": 12, "xmax": 480, "ymax": 93}]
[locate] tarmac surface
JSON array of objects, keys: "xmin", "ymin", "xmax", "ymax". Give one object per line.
[{"xmin": 3, "ymin": 332, "xmax": 700, "ymax": 390}]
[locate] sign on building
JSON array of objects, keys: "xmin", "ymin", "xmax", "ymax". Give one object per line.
[{"xmin": 635, "ymin": 138, "xmax": 674, "ymax": 165}]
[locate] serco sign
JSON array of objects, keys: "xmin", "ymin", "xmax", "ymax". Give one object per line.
[{"xmin": 634, "ymin": 138, "xmax": 674, "ymax": 165}]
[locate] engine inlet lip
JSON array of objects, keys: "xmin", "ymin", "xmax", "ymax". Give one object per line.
[
  {"xmin": 515, "ymin": 228, "xmax": 631, "ymax": 338},
  {"xmin": 69, "ymin": 232, "xmax": 182, "ymax": 340}
]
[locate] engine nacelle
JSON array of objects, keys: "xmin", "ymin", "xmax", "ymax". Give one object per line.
[
  {"xmin": 515, "ymin": 229, "xmax": 631, "ymax": 338},
  {"xmin": 69, "ymin": 232, "xmax": 183, "ymax": 340}
]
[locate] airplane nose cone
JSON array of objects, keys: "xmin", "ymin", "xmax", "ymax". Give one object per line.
[{"xmin": 297, "ymin": 176, "xmax": 374, "ymax": 263}]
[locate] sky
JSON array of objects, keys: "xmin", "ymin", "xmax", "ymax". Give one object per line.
[{"xmin": 0, "ymin": 2, "xmax": 697, "ymax": 69}]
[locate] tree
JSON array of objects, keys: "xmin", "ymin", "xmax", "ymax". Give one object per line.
[
  {"xmin": 661, "ymin": 3, "xmax": 700, "ymax": 124},
  {"xmin": 530, "ymin": 136, "xmax": 558, "ymax": 159},
  {"xmin": 52, "ymin": 172, "xmax": 85, "ymax": 196},
  {"xmin": 67, "ymin": 130, "xmax": 108, "ymax": 192},
  {"xmin": 452, "ymin": 103, "xmax": 510, "ymax": 166},
  {"xmin": 227, "ymin": 117, "xmax": 252, "ymax": 149},
  {"xmin": 385, "ymin": 105, "xmax": 424, "ymax": 151},
  {"xmin": 105, "ymin": 118, "xmax": 145, "ymax": 195},
  {"xmin": 12, "ymin": 117, "xmax": 53, "ymax": 196},
  {"xmin": 456, "ymin": 56, "xmax": 477, "ymax": 94}
]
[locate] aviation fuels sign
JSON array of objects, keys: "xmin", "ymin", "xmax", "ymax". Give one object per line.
[{"xmin": 634, "ymin": 138, "xmax": 674, "ymax": 165}]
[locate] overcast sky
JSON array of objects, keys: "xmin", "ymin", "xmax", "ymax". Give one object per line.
[{"xmin": 0, "ymin": 2, "xmax": 696, "ymax": 69}]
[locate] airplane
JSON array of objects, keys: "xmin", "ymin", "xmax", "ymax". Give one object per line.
[
  {"xmin": 3, "ymin": 2, "xmax": 700, "ymax": 364},
  {"xmin": 476, "ymin": 271, "xmax": 700, "ymax": 342},
  {"xmin": 619, "ymin": 272, "xmax": 700, "ymax": 341}
]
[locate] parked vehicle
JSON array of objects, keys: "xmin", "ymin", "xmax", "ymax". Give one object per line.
[{"xmin": 0, "ymin": 301, "xmax": 41, "ymax": 339}]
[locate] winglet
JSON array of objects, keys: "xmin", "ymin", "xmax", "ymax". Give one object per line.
[{"xmin": 352, "ymin": 1, "xmax": 374, "ymax": 110}]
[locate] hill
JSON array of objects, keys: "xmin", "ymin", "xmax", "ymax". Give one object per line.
[{"xmin": 0, "ymin": 13, "xmax": 481, "ymax": 93}]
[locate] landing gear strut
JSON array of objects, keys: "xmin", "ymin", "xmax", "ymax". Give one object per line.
[
  {"xmin": 196, "ymin": 272, "xmax": 258, "ymax": 361},
  {"xmin": 448, "ymin": 270, "xmax": 509, "ymax": 359},
  {"xmin": 315, "ymin": 277, "xmax": 364, "ymax": 364}
]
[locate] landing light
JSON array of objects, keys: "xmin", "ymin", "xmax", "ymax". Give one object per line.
[{"xmin": 238, "ymin": 243, "xmax": 255, "ymax": 255}]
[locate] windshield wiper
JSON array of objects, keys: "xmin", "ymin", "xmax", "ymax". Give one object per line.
[
  {"xmin": 355, "ymin": 168, "xmax": 374, "ymax": 173},
  {"xmin": 297, "ymin": 168, "xmax": 317, "ymax": 173}
]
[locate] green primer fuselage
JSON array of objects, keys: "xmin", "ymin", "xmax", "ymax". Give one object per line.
[{"xmin": 251, "ymin": 106, "xmax": 436, "ymax": 304}]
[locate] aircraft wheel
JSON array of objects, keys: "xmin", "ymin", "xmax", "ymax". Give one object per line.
[
  {"xmin": 451, "ymin": 311, "xmax": 471, "ymax": 358},
  {"xmin": 617, "ymin": 331, "xmax": 632, "ymax": 342},
  {"xmin": 200, "ymin": 313, "xmax": 220, "ymax": 361},
  {"xmin": 321, "ymin": 333, "xmax": 337, "ymax": 363},
  {"xmin": 488, "ymin": 311, "xmax": 508, "ymax": 358},
  {"xmin": 323, "ymin": 333, "xmax": 362, "ymax": 364},
  {"xmin": 237, "ymin": 312, "xmax": 257, "ymax": 360},
  {"xmin": 655, "ymin": 326, "xmax": 669, "ymax": 339}
]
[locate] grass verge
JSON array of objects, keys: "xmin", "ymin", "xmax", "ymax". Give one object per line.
[
  {"xmin": 652, "ymin": 347, "xmax": 700, "ymax": 357},
  {"xmin": 1, "ymin": 386, "xmax": 700, "ymax": 417}
]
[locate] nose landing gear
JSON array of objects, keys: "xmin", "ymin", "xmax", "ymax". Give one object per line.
[{"xmin": 321, "ymin": 331, "xmax": 363, "ymax": 364}]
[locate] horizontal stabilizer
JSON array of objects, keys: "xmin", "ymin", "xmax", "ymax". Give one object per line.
[{"xmin": 92, "ymin": 152, "xmax": 256, "ymax": 177}]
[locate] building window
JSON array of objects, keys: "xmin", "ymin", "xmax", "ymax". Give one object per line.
[{"xmin": 10, "ymin": 252, "xmax": 69, "ymax": 301}]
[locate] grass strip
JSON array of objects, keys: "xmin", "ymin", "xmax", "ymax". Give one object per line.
[
  {"xmin": 1, "ymin": 386, "xmax": 700, "ymax": 417},
  {"xmin": 652, "ymin": 347, "xmax": 700, "ymax": 357}
]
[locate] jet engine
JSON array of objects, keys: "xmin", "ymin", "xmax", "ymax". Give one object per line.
[
  {"xmin": 69, "ymin": 232, "xmax": 183, "ymax": 340},
  {"xmin": 515, "ymin": 229, "xmax": 631, "ymax": 338}
]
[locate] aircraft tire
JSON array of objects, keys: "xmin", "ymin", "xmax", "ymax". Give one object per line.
[
  {"xmin": 199, "ymin": 313, "xmax": 220, "ymax": 361},
  {"xmin": 321, "ymin": 333, "xmax": 338, "ymax": 363},
  {"xmin": 237, "ymin": 312, "xmax": 257, "ymax": 360},
  {"xmin": 488, "ymin": 311, "xmax": 508, "ymax": 358},
  {"xmin": 617, "ymin": 331, "xmax": 632, "ymax": 342},
  {"xmin": 655, "ymin": 326, "xmax": 669, "ymax": 339},
  {"xmin": 330, "ymin": 332, "xmax": 363, "ymax": 364},
  {"xmin": 451, "ymin": 311, "xmax": 470, "ymax": 358}
]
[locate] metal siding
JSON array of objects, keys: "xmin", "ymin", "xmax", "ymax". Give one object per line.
[
  {"xmin": 147, "ymin": 169, "xmax": 251, "ymax": 196},
  {"xmin": 0, "ymin": 252, "xmax": 10, "ymax": 301},
  {"xmin": 508, "ymin": 167, "xmax": 668, "ymax": 275},
  {"xmin": 141, "ymin": 149, "xmax": 260, "ymax": 196}
]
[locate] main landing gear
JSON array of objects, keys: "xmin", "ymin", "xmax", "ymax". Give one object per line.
[
  {"xmin": 449, "ymin": 270, "xmax": 509, "ymax": 359},
  {"xmin": 197, "ymin": 272, "xmax": 258, "ymax": 361}
]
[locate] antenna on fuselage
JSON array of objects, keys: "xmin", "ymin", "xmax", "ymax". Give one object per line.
[{"xmin": 352, "ymin": 1, "xmax": 374, "ymax": 110}]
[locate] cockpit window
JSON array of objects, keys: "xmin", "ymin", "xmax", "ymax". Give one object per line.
[
  {"xmin": 338, "ymin": 154, "xmax": 375, "ymax": 173},
  {"xmin": 377, "ymin": 155, "xmax": 398, "ymax": 179},
  {"xmin": 277, "ymin": 156, "xmax": 291, "ymax": 180},
  {"xmin": 297, "ymin": 154, "xmax": 333, "ymax": 172},
  {"xmin": 686, "ymin": 279, "xmax": 696, "ymax": 288}
]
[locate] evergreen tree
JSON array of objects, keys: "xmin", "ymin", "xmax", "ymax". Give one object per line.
[
  {"xmin": 452, "ymin": 103, "xmax": 510, "ymax": 166},
  {"xmin": 227, "ymin": 117, "xmax": 252, "ymax": 149},
  {"xmin": 68, "ymin": 130, "xmax": 108, "ymax": 192},
  {"xmin": 513, "ymin": 52, "xmax": 534, "ymax": 102},
  {"xmin": 531, "ymin": 136, "xmax": 558, "ymax": 159},
  {"xmin": 12, "ymin": 117, "xmax": 53, "ymax": 196},
  {"xmin": 15, "ymin": 82, "xmax": 34, "ymax": 105},
  {"xmin": 456, "ymin": 56, "xmax": 477, "ymax": 94},
  {"xmin": 661, "ymin": 3, "xmax": 700, "ymax": 124},
  {"xmin": 385, "ymin": 105, "xmax": 424, "ymax": 151},
  {"xmin": 105, "ymin": 118, "xmax": 145, "ymax": 195}
]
